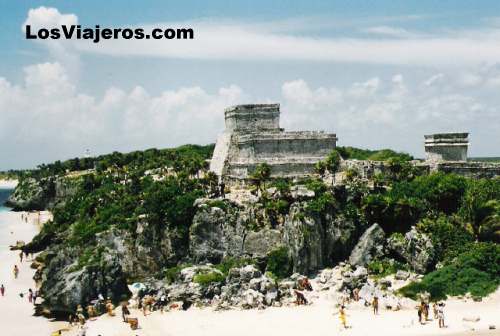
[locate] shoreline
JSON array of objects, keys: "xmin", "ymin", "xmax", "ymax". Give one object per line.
[
  {"xmin": 0, "ymin": 210, "xmax": 66, "ymax": 336},
  {"xmin": 0, "ymin": 179, "xmax": 18, "ymax": 189}
]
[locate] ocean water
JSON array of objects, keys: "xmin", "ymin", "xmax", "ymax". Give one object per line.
[{"xmin": 0, "ymin": 188, "xmax": 13, "ymax": 212}]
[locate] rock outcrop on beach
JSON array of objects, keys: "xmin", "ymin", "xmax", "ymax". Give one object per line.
[
  {"xmin": 387, "ymin": 227, "xmax": 435, "ymax": 273},
  {"xmin": 5, "ymin": 176, "xmax": 78, "ymax": 211},
  {"xmin": 348, "ymin": 223, "xmax": 385, "ymax": 267}
]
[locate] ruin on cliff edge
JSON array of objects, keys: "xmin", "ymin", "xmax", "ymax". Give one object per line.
[
  {"xmin": 210, "ymin": 104, "xmax": 337, "ymax": 183},
  {"xmin": 210, "ymin": 104, "xmax": 500, "ymax": 182}
]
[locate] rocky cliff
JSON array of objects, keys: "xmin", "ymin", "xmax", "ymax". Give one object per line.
[{"xmin": 5, "ymin": 176, "xmax": 79, "ymax": 211}]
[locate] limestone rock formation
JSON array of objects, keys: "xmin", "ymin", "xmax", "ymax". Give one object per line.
[
  {"xmin": 387, "ymin": 227, "xmax": 435, "ymax": 273},
  {"xmin": 37, "ymin": 247, "xmax": 130, "ymax": 315},
  {"xmin": 348, "ymin": 223, "xmax": 385, "ymax": 266},
  {"xmin": 6, "ymin": 176, "xmax": 79, "ymax": 211}
]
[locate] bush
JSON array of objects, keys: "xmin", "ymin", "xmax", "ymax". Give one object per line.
[
  {"xmin": 164, "ymin": 264, "xmax": 192, "ymax": 284},
  {"xmin": 399, "ymin": 242, "xmax": 500, "ymax": 300},
  {"xmin": 266, "ymin": 246, "xmax": 292, "ymax": 279},
  {"xmin": 215, "ymin": 257, "xmax": 256, "ymax": 275},
  {"xmin": 417, "ymin": 216, "xmax": 474, "ymax": 262},
  {"xmin": 367, "ymin": 258, "xmax": 407, "ymax": 278},
  {"xmin": 193, "ymin": 271, "xmax": 225, "ymax": 286}
]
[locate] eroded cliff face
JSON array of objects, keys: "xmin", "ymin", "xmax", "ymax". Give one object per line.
[
  {"xmin": 5, "ymin": 176, "xmax": 79, "ymax": 211},
  {"xmin": 32, "ymin": 189, "xmax": 368, "ymax": 314},
  {"xmin": 189, "ymin": 196, "xmax": 365, "ymax": 275}
]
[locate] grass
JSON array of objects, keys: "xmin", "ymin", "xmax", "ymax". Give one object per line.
[{"xmin": 193, "ymin": 271, "xmax": 225, "ymax": 285}]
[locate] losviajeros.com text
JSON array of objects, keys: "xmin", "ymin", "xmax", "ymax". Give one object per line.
[{"xmin": 25, "ymin": 25, "xmax": 194, "ymax": 43}]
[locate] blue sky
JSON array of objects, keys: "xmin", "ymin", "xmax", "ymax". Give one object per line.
[{"xmin": 1, "ymin": 1, "xmax": 500, "ymax": 169}]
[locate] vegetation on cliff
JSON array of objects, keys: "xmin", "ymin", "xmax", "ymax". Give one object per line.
[{"xmin": 9, "ymin": 144, "xmax": 500, "ymax": 312}]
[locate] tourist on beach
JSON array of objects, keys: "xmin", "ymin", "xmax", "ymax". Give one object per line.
[
  {"xmin": 28, "ymin": 288, "xmax": 33, "ymax": 303},
  {"xmin": 121, "ymin": 301, "xmax": 130, "ymax": 322},
  {"xmin": 105, "ymin": 299, "xmax": 115, "ymax": 316},
  {"xmin": 19, "ymin": 251, "xmax": 23, "ymax": 262},
  {"xmin": 424, "ymin": 302, "xmax": 429, "ymax": 321},
  {"xmin": 372, "ymin": 296, "xmax": 379, "ymax": 315},
  {"xmin": 0, "ymin": 284, "xmax": 5, "ymax": 296},
  {"xmin": 13, "ymin": 265, "xmax": 19, "ymax": 279},
  {"xmin": 353, "ymin": 288, "xmax": 359, "ymax": 301},
  {"xmin": 294, "ymin": 290, "xmax": 307, "ymax": 305},
  {"xmin": 437, "ymin": 302, "xmax": 445, "ymax": 328},
  {"xmin": 86, "ymin": 305, "xmax": 96, "ymax": 318},
  {"xmin": 33, "ymin": 290, "xmax": 38, "ymax": 304},
  {"xmin": 338, "ymin": 305, "xmax": 348, "ymax": 329},
  {"xmin": 433, "ymin": 302, "xmax": 438, "ymax": 319},
  {"xmin": 418, "ymin": 301, "xmax": 425, "ymax": 324},
  {"xmin": 159, "ymin": 294, "xmax": 167, "ymax": 313}
]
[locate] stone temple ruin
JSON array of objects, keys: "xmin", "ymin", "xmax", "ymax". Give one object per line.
[
  {"xmin": 210, "ymin": 103, "xmax": 500, "ymax": 182},
  {"xmin": 210, "ymin": 104, "xmax": 337, "ymax": 182},
  {"xmin": 424, "ymin": 133, "xmax": 469, "ymax": 162}
]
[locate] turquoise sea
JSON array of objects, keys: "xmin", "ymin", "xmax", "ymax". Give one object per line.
[{"xmin": 0, "ymin": 188, "xmax": 13, "ymax": 212}]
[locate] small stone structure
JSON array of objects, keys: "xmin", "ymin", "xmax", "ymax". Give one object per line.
[
  {"xmin": 423, "ymin": 133, "xmax": 500, "ymax": 178},
  {"xmin": 210, "ymin": 104, "xmax": 337, "ymax": 181},
  {"xmin": 424, "ymin": 133, "xmax": 469, "ymax": 162}
]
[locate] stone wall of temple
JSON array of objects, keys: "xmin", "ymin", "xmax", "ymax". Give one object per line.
[
  {"xmin": 424, "ymin": 133, "xmax": 469, "ymax": 162},
  {"xmin": 210, "ymin": 104, "xmax": 338, "ymax": 181}
]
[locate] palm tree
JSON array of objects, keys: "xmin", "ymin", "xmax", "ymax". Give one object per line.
[{"xmin": 250, "ymin": 163, "xmax": 271, "ymax": 194}]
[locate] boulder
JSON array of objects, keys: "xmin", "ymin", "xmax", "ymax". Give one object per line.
[
  {"xmin": 395, "ymin": 270, "xmax": 410, "ymax": 280},
  {"xmin": 290, "ymin": 185, "xmax": 315, "ymax": 199},
  {"xmin": 243, "ymin": 229, "xmax": 282, "ymax": 257},
  {"xmin": 38, "ymin": 248, "xmax": 130, "ymax": 315},
  {"xmin": 387, "ymin": 227, "xmax": 435, "ymax": 273},
  {"xmin": 283, "ymin": 203, "xmax": 324, "ymax": 273},
  {"xmin": 348, "ymin": 224, "xmax": 385, "ymax": 267}
]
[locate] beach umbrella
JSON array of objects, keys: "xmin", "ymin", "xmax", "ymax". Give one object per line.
[{"xmin": 128, "ymin": 282, "xmax": 146, "ymax": 295}]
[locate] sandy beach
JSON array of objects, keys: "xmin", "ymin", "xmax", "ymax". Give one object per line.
[
  {"xmin": 0, "ymin": 209, "xmax": 65, "ymax": 336},
  {"xmin": 0, "ymin": 179, "xmax": 18, "ymax": 189},
  {"xmin": 0, "ymin": 207, "xmax": 498, "ymax": 336},
  {"xmin": 71, "ymin": 278, "xmax": 500, "ymax": 336}
]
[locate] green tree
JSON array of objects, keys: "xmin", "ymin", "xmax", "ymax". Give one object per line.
[{"xmin": 250, "ymin": 163, "xmax": 272, "ymax": 193}]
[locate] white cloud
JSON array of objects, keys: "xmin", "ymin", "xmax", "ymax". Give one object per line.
[
  {"xmin": 0, "ymin": 62, "xmax": 246, "ymax": 168},
  {"xmin": 23, "ymin": 7, "xmax": 80, "ymax": 77},
  {"xmin": 22, "ymin": 7, "xmax": 500, "ymax": 68},
  {"xmin": 280, "ymin": 72, "xmax": 500, "ymax": 156},
  {"xmin": 423, "ymin": 73, "xmax": 444, "ymax": 86},
  {"xmin": 23, "ymin": 6, "xmax": 78, "ymax": 30},
  {"xmin": 71, "ymin": 20, "xmax": 500, "ymax": 67},
  {"xmin": 362, "ymin": 26, "xmax": 420, "ymax": 38}
]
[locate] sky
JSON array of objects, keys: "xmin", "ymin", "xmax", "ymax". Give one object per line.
[{"xmin": 1, "ymin": 1, "xmax": 500, "ymax": 170}]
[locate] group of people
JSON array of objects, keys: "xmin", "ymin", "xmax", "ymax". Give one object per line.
[
  {"xmin": 294, "ymin": 277, "xmax": 313, "ymax": 305},
  {"xmin": 418, "ymin": 301, "xmax": 446, "ymax": 328}
]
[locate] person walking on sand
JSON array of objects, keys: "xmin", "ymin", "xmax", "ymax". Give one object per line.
[
  {"xmin": 13, "ymin": 265, "xmax": 19, "ymax": 279},
  {"xmin": 338, "ymin": 305, "xmax": 348, "ymax": 329},
  {"xmin": 418, "ymin": 301, "xmax": 425, "ymax": 324},
  {"xmin": 437, "ymin": 302, "xmax": 445, "ymax": 328},
  {"xmin": 19, "ymin": 251, "xmax": 23, "ymax": 262},
  {"xmin": 121, "ymin": 301, "xmax": 130, "ymax": 322},
  {"xmin": 28, "ymin": 288, "xmax": 33, "ymax": 303},
  {"xmin": 433, "ymin": 302, "xmax": 438, "ymax": 319},
  {"xmin": 32, "ymin": 290, "xmax": 38, "ymax": 304},
  {"xmin": 0, "ymin": 284, "xmax": 5, "ymax": 296},
  {"xmin": 372, "ymin": 296, "xmax": 379, "ymax": 315}
]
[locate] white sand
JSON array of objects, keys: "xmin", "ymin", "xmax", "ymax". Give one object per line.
[
  {"xmin": 74, "ymin": 283, "xmax": 500, "ymax": 336},
  {"xmin": 0, "ymin": 210, "xmax": 65, "ymax": 336},
  {"xmin": 0, "ymin": 179, "xmax": 18, "ymax": 189}
]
